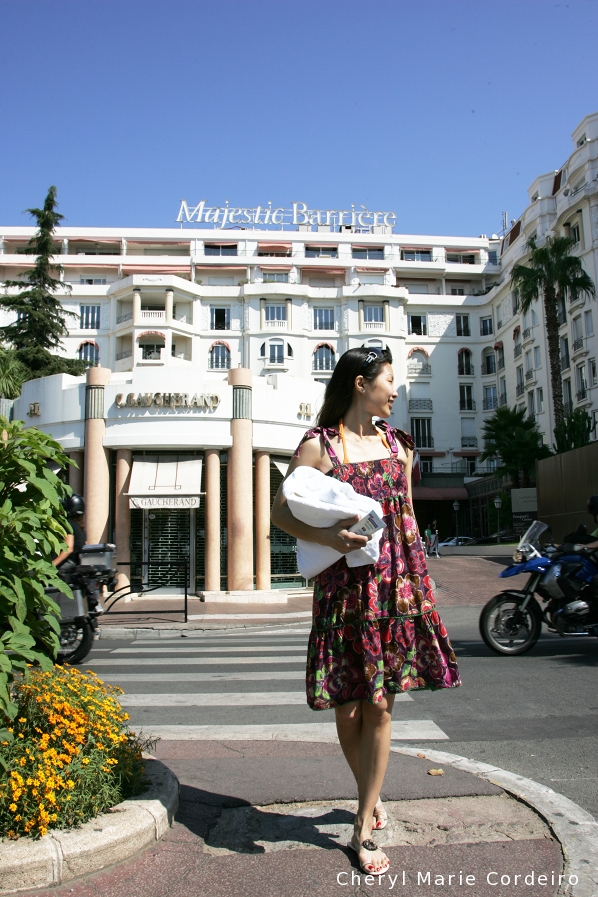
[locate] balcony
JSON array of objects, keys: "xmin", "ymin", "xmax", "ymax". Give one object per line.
[
  {"xmin": 413, "ymin": 435, "xmax": 434, "ymax": 448},
  {"xmin": 408, "ymin": 398, "xmax": 433, "ymax": 411},
  {"xmin": 561, "ymin": 354, "xmax": 571, "ymax": 371},
  {"xmin": 117, "ymin": 312, "xmax": 133, "ymax": 324},
  {"xmin": 363, "ymin": 321, "xmax": 385, "ymax": 330},
  {"xmin": 497, "ymin": 358, "xmax": 505, "ymax": 371},
  {"xmin": 557, "ymin": 309, "xmax": 566, "ymax": 327},
  {"xmin": 483, "ymin": 396, "xmax": 499, "ymax": 410},
  {"xmin": 266, "ymin": 319, "xmax": 288, "ymax": 329},
  {"xmin": 407, "ymin": 363, "xmax": 432, "ymax": 376},
  {"xmin": 141, "ymin": 309, "xmax": 166, "ymax": 322},
  {"xmin": 459, "ymin": 400, "xmax": 476, "ymax": 411},
  {"xmin": 116, "ymin": 350, "xmax": 133, "ymax": 361},
  {"xmin": 577, "ymin": 387, "xmax": 588, "ymax": 402},
  {"xmin": 523, "ymin": 327, "xmax": 531, "ymax": 340},
  {"xmin": 516, "ymin": 383, "xmax": 525, "ymax": 397},
  {"xmin": 572, "ymin": 337, "xmax": 584, "ymax": 352},
  {"xmin": 525, "ymin": 368, "xmax": 535, "ymax": 381},
  {"xmin": 461, "ymin": 436, "xmax": 478, "ymax": 448},
  {"xmin": 514, "ymin": 344, "xmax": 522, "ymax": 358},
  {"xmin": 499, "ymin": 392, "xmax": 508, "ymax": 406},
  {"xmin": 457, "ymin": 365, "xmax": 474, "ymax": 376},
  {"xmin": 481, "ymin": 363, "xmax": 496, "ymax": 376}
]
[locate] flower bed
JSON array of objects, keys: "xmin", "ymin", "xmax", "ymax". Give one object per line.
[{"xmin": 0, "ymin": 666, "xmax": 151, "ymax": 840}]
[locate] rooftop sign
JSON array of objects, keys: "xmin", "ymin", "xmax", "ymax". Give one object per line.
[{"xmin": 176, "ymin": 200, "xmax": 396, "ymax": 231}]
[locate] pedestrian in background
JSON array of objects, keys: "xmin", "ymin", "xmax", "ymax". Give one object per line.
[
  {"xmin": 272, "ymin": 347, "xmax": 460, "ymax": 879},
  {"xmin": 430, "ymin": 518, "xmax": 441, "ymax": 557},
  {"xmin": 424, "ymin": 523, "xmax": 433, "ymax": 557}
]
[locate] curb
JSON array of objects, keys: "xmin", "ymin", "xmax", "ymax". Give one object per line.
[
  {"xmin": 97, "ymin": 615, "xmax": 312, "ymax": 638},
  {"xmin": 391, "ymin": 745, "xmax": 598, "ymax": 897},
  {"xmin": 0, "ymin": 757, "xmax": 179, "ymax": 895}
]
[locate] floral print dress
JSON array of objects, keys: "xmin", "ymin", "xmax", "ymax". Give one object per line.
[{"xmin": 294, "ymin": 422, "xmax": 461, "ymax": 710}]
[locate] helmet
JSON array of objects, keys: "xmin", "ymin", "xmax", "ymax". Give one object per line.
[
  {"xmin": 588, "ymin": 495, "xmax": 598, "ymax": 521},
  {"xmin": 62, "ymin": 494, "xmax": 85, "ymax": 518}
]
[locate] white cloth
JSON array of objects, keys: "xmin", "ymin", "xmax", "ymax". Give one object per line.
[{"xmin": 282, "ymin": 466, "xmax": 385, "ymax": 579}]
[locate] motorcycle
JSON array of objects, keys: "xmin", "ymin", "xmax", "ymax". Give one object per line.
[
  {"xmin": 46, "ymin": 543, "xmax": 117, "ymax": 664},
  {"xmin": 479, "ymin": 521, "xmax": 598, "ymax": 655}
]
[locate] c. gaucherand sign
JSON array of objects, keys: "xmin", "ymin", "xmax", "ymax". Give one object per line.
[
  {"xmin": 176, "ymin": 200, "xmax": 396, "ymax": 230},
  {"xmin": 129, "ymin": 496, "xmax": 200, "ymax": 509},
  {"xmin": 115, "ymin": 392, "xmax": 220, "ymax": 410}
]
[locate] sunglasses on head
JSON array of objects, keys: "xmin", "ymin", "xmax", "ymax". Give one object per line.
[{"xmin": 362, "ymin": 347, "xmax": 385, "ymax": 366}]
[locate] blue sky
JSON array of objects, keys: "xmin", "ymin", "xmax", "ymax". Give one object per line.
[{"xmin": 1, "ymin": 0, "xmax": 597, "ymax": 237}]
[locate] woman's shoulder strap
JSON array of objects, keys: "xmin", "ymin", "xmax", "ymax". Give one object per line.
[
  {"xmin": 293, "ymin": 426, "xmax": 341, "ymax": 465},
  {"xmin": 376, "ymin": 421, "xmax": 415, "ymax": 454}
]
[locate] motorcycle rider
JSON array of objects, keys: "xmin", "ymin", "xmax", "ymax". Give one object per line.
[{"xmin": 53, "ymin": 494, "xmax": 86, "ymax": 569}]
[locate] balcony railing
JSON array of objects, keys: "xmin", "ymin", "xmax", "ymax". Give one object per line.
[
  {"xmin": 497, "ymin": 358, "xmax": 505, "ymax": 371},
  {"xmin": 525, "ymin": 368, "xmax": 534, "ymax": 381},
  {"xmin": 363, "ymin": 321, "xmax": 385, "ymax": 329},
  {"xmin": 523, "ymin": 327, "xmax": 531, "ymax": 339},
  {"xmin": 514, "ymin": 344, "xmax": 522, "ymax": 358},
  {"xmin": 413, "ymin": 435, "xmax": 434, "ymax": 448},
  {"xmin": 499, "ymin": 392, "xmax": 508, "ymax": 406},
  {"xmin": 141, "ymin": 310, "xmax": 166, "ymax": 321},
  {"xmin": 577, "ymin": 387, "xmax": 587, "ymax": 401},
  {"xmin": 266, "ymin": 319, "xmax": 287, "ymax": 328},
  {"xmin": 116, "ymin": 350, "xmax": 132, "ymax": 360},
  {"xmin": 573, "ymin": 337, "xmax": 584, "ymax": 352},
  {"xmin": 516, "ymin": 383, "xmax": 525, "ymax": 397},
  {"xmin": 557, "ymin": 309, "xmax": 566, "ymax": 326},
  {"xmin": 117, "ymin": 312, "xmax": 133, "ymax": 324},
  {"xmin": 482, "ymin": 362, "xmax": 496, "ymax": 375},
  {"xmin": 482, "ymin": 396, "xmax": 499, "ymax": 410},
  {"xmin": 407, "ymin": 363, "xmax": 432, "ymax": 376},
  {"xmin": 561, "ymin": 354, "xmax": 570, "ymax": 370},
  {"xmin": 459, "ymin": 400, "xmax": 476, "ymax": 411},
  {"xmin": 461, "ymin": 436, "xmax": 478, "ymax": 448},
  {"xmin": 408, "ymin": 398, "xmax": 433, "ymax": 411},
  {"xmin": 458, "ymin": 365, "xmax": 474, "ymax": 376}
]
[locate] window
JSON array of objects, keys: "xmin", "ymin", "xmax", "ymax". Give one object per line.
[
  {"xmin": 420, "ymin": 458, "xmax": 434, "ymax": 474},
  {"xmin": 516, "ymin": 366, "xmax": 524, "ymax": 389},
  {"xmin": 80, "ymin": 278, "xmax": 107, "ymax": 285},
  {"xmin": 407, "ymin": 314, "xmax": 427, "ymax": 336},
  {"xmin": 563, "ymin": 379, "xmax": 573, "ymax": 409},
  {"xmin": 353, "ymin": 246, "xmax": 384, "ymax": 260},
  {"xmin": 314, "ymin": 308, "xmax": 335, "ymax": 330},
  {"xmin": 313, "ymin": 344, "xmax": 335, "ymax": 371},
  {"xmin": 499, "ymin": 377, "xmax": 507, "ymax": 404},
  {"xmin": 536, "ymin": 387, "xmax": 544, "ymax": 413},
  {"xmin": 456, "ymin": 314, "xmax": 470, "ymax": 337},
  {"xmin": 577, "ymin": 133, "xmax": 587, "ymax": 147},
  {"xmin": 571, "ymin": 222, "xmax": 581, "ymax": 245},
  {"xmin": 512, "ymin": 291, "xmax": 520, "ymax": 314},
  {"xmin": 584, "ymin": 310, "xmax": 594, "ymax": 336},
  {"xmin": 483, "ymin": 385, "xmax": 498, "ymax": 410},
  {"xmin": 80, "ymin": 305, "xmax": 101, "ymax": 329},
  {"xmin": 77, "ymin": 342, "xmax": 99, "ymax": 365},
  {"xmin": 572, "ymin": 315, "xmax": 583, "ymax": 349},
  {"xmin": 364, "ymin": 305, "xmax": 384, "ymax": 324},
  {"xmin": 560, "ymin": 336, "xmax": 570, "ymax": 368},
  {"xmin": 410, "ymin": 417, "xmax": 433, "ymax": 448},
  {"xmin": 359, "ymin": 273, "xmax": 384, "ymax": 284},
  {"xmin": 576, "ymin": 363, "xmax": 587, "ymax": 397},
  {"xmin": 590, "ymin": 358, "xmax": 597, "ymax": 386},
  {"xmin": 406, "ymin": 283, "xmax": 429, "ymax": 293},
  {"xmin": 451, "ymin": 287, "xmax": 465, "ymax": 296},
  {"xmin": 459, "ymin": 384, "xmax": 474, "ymax": 410},
  {"xmin": 488, "ymin": 250, "xmax": 498, "ymax": 265},
  {"xmin": 534, "ymin": 346, "xmax": 541, "ymax": 369},
  {"xmin": 525, "ymin": 349, "xmax": 533, "ymax": 373},
  {"xmin": 480, "ymin": 317, "xmax": 493, "ymax": 336},
  {"xmin": 269, "ymin": 339, "xmax": 284, "ymax": 364},
  {"xmin": 210, "ymin": 307, "xmax": 230, "ymax": 330},
  {"xmin": 497, "ymin": 345, "xmax": 505, "ymax": 369},
  {"xmin": 482, "ymin": 350, "xmax": 496, "ymax": 375},
  {"xmin": 531, "ymin": 309, "xmax": 538, "ymax": 326},
  {"xmin": 401, "ymin": 249, "xmax": 431, "ymax": 262},
  {"xmin": 446, "ymin": 252, "xmax": 476, "ymax": 264},
  {"xmin": 527, "ymin": 391, "xmax": 535, "ymax": 418},
  {"xmin": 305, "ymin": 245, "xmax": 338, "ymax": 258},
  {"xmin": 209, "ymin": 344, "xmax": 230, "ymax": 369},
  {"xmin": 140, "ymin": 342, "xmax": 163, "ymax": 360},
  {"xmin": 263, "ymin": 272, "xmax": 289, "ymax": 283},
  {"xmin": 205, "ymin": 243, "xmax": 237, "ymax": 256},
  {"xmin": 458, "ymin": 349, "xmax": 473, "ymax": 375},
  {"xmin": 265, "ymin": 305, "xmax": 286, "ymax": 323}
]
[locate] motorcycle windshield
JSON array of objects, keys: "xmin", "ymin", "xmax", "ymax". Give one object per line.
[{"xmin": 518, "ymin": 520, "xmax": 549, "ymax": 551}]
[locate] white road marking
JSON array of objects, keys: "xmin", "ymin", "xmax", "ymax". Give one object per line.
[
  {"xmin": 109, "ymin": 644, "xmax": 307, "ymax": 654},
  {"xmin": 186, "ymin": 611, "xmax": 312, "ymax": 621},
  {"xmin": 137, "ymin": 720, "xmax": 446, "ymax": 741},
  {"xmin": 119, "ymin": 691, "xmax": 413, "ymax": 706},
  {"xmin": 89, "ymin": 655, "xmax": 306, "ymax": 667},
  {"xmin": 97, "ymin": 671, "xmax": 306, "ymax": 682}
]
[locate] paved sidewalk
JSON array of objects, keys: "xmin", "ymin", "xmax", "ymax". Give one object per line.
[{"xmin": 32, "ymin": 741, "xmax": 571, "ymax": 897}]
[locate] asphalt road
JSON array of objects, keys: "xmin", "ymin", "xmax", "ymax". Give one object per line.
[{"xmin": 85, "ymin": 605, "xmax": 598, "ymax": 819}]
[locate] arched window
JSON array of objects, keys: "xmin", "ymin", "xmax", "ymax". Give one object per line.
[
  {"xmin": 458, "ymin": 348, "xmax": 473, "ymax": 375},
  {"xmin": 481, "ymin": 347, "xmax": 496, "ymax": 375},
  {"xmin": 313, "ymin": 344, "xmax": 335, "ymax": 371},
  {"xmin": 77, "ymin": 341, "xmax": 99, "ymax": 365},
  {"xmin": 268, "ymin": 338, "xmax": 284, "ymax": 365},
  {"xmin": 209, "ymin": 343, "xmax": 231, "ymax": 370}
]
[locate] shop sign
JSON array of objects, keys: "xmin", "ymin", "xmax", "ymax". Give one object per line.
[
  {"xmin": 129, "ymin": 496, "xmax": 200, "ymax": 509},
  {"xmin": 115, "ymin": 392, "xmax": 220, "ymax": 410},
  {"xmin": 176, "ymin": 200, "xmax": 396, "ymax": 230}
]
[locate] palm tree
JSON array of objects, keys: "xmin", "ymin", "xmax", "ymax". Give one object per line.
[
  {"xmin": 0, "ymin": 349, "xmax": 27, "ymax": 400},
  {"xmin": 480, "ymin": 405, "xmax": 552, "ymax": 488},
  {"xmin": 511, "ymin": 236, "xmax": 596, "ymax": 427}
]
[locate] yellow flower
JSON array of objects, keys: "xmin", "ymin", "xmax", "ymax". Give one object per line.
[{"xmin": 9, "ymin": 803, "xmax": 17, "ymax": 812}]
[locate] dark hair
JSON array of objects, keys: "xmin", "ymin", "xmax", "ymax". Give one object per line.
[{"xmin": 316, "ymin": 346, "xmax": 393, "ymax": 428}]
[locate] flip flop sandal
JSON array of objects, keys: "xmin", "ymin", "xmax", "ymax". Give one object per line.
[
  {"xmin": 348, "ymin": 838, "xmax": 390, "ymax": 877},
  {"xmin": 372, "ymin": 801, "xmax": 388, "ymax": 831}
]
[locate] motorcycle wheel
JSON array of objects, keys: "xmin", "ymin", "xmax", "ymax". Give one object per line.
[
  {"xmin": 56, "ymin": 621, "xmax": 94, "ymax": 665},
  {"xmin": 479, "ymin": 592, "xmax": 542, "ymax": 655}
]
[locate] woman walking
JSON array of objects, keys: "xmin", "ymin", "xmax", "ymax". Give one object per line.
[{"xmin": 271, "ymin": 347, "xmax": 460, "ymax": 877}]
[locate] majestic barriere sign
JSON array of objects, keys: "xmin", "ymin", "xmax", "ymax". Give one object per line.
[{"xmin": 177, "ymin": 200, "xmax": 396, "ymax": 230}]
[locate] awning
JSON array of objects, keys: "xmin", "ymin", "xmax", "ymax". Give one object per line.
[
  {"xmin": 121, "ymin": 265, "xmax": 190, "ymax": 274},
  {"xmin": 494, "ymin": 341, "xmax": 503, "ymax": 350},
  {"xmin": 355, "ymin": 266, "xmax": 388, "ymax": 272},
  {"xmin": 258, "ymin": 242, "xmax": 292, "ymax": 251},
  {"xmin": 412, "ymin": 486, "xmax": 469, "ymax": 501},
  {"xmin": 301, "ymin": 267, "xmax": 346, "ymax": 275},
  {"xmin": 273, "ymin": 460, "xmax": 289, "ymax": 477},
  {"xmin": 259, "ymin": 264, "xmax": 293, "ymax": 271},
  {"xmin": 127, "ymin": 456, "xmax": 203, "ymax": 509},
  {"xmin": 195, "ymin": 265, "xmax": 246, "ymax": 271}
]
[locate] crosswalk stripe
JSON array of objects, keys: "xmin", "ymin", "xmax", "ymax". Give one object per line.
[
  {"xmin": 118, "ymin": 691, "xmax": 414, "ymax": 706},
  {"xmin": 136, "ymin": 721, "xmax": 447, "ymax": 741},
  {"xmin": 98, "ymin": 671, "xmax": 306, "ymax": 682},
  {"xmin": 186, "ymin": 611, "xmax": 312, "ymax": 621},
  {"xmin": 90, "ymin": 655, "xmax": 306, "ymax": 667},
  {"xmin": 109, "ymin": 644, "xmax": 307, "ymax": 654}
]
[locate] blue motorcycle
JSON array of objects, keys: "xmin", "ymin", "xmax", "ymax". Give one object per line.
[{"xmin": 479, "ymin": 521, "xmax": 598, "ymax": 655}]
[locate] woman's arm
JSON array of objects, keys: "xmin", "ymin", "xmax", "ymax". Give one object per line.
[
  {"xmin": 271, "ymin": 437, "xmax": 369, "ymax": 554},
  {"xmin": 404, "ymin": 448, "xmax": 414, "ymax": 506},
  {"xmin": 53, "ymin": 532, "xmax": 75, "ymax": 567}
]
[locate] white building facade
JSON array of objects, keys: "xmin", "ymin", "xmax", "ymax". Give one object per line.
[{"xmin": 3, "ymin": 114, "xmax": 597, "ymax": 592}]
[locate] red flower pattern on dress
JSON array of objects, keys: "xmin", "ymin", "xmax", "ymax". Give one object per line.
[{"xmin": 294, "ymin": 422, "xmax": 461, "ymax": 709}]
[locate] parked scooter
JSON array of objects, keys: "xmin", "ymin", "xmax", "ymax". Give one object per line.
[
  {"xmin": 479, "ymin": 521, "xmax": 598, "ymax": 655},
  {"xmin": 46, "ymin": 543, "xmax": 117, "ymax": 664}
]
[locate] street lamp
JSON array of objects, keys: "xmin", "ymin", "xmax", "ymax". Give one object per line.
[
  {"xmin": 453, "ymin": 500, "xmax": 460, "ymax": 542},
  {"xmin": 494, "ymin": 495, "xmax": 503, "ymax": 544}
]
